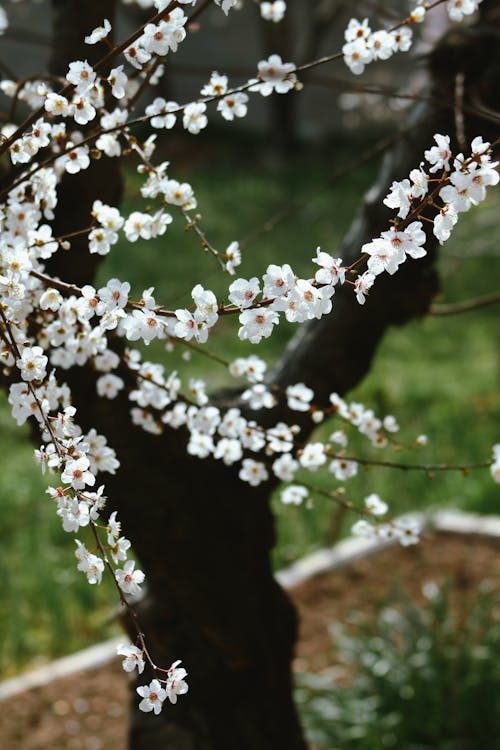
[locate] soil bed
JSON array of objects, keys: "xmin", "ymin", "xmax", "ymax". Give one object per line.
[{"xmin": 1, "ymin": 530, "xmax": 499, "ymax": 749}]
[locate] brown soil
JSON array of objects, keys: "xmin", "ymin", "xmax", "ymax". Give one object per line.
[{"xmin": 1, "ymin": 531, "xmax": 499, "ymax": 749}]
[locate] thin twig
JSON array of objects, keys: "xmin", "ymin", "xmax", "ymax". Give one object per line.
[
  {"xmin": 325, "ymin": 451, "xmax": 491, "ymax": 473},
  {"xmin": 430, "ymin": 290, "xmax": 500, "ymax": 316},
  {"xmin": 454, "ymin": 71, "xmax": 466, "ymax": 151},
  {"xmin": 181, "ymin": 209, "xmax": 228, "ymax": 272}
]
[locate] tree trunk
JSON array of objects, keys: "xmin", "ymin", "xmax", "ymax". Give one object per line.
[{"xmin": 4, "ymin": 3, "xmax": 500, "ymax": 749}]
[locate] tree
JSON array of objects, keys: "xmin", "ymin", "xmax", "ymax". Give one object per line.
[{"xmin": 0, "ymin": 1, "xmax": 498, "ymax": 748}]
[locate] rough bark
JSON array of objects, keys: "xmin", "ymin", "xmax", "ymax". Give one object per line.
[{"xmin": 3, "ymin": 3, "xmax": 499, "ymax": 750}]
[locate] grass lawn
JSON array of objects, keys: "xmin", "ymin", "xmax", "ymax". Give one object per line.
[{"xmin": 0, "ymin": 135, "xmax": 498, "ymax": 675}]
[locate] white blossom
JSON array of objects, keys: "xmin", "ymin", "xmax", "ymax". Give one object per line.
[
  {"xmin": 280, "ymin": 484, "xmax": 308, "ymax": 506},
  {"xmin": 260, "ymin": 2, "xmax": 286, "ymax": 23},
  {"xmin": 17, "ymin": 346, "xmax": 48, "ymax": 382},
  {"xmin": 85, "ymin": 18, "xmax": 112, "ymax": 45},
  {"xmin": 364, "ymin": 493, "xmax": 388, "ymax": 516},
  {"xmin": 183, "ymin": 102, "xmax": 207, "ymax": 134},
  {"xmin": 239, "ymin": 458, "xmax": 269, "ymax": 486},
  {"xmin": 118, "ymin": 643, "xmax": 145, "ymax": 674},
  {"xmin": 137, "ymin": 679, "xmax": 166, "ymax": 715},
  {"xmin": 115, "ymin": 560, "xmax": 145, "ymax": 596},
  {"xmin": 255, "ymin": 55, "xmax": 298, "ymax": 96}
]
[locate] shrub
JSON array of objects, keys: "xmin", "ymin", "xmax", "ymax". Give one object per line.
[{"xmin": 296, "ymin": 581, "xmax": 500, "ymax": 749}]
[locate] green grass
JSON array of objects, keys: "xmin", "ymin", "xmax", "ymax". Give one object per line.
[{"xmin": 0, "ymin": 137, "xmax": 499, "ymax": 675}]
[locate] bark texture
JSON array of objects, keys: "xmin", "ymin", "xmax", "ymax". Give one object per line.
[{"xmin": 4, "ymin": 2, "xmax": 500, "ymax": 749}]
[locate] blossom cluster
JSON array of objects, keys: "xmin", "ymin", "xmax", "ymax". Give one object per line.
[
  {"xmin": 7, "ymin": 365, "xmax": 146, "ymax": 598},
  {"xmin": 119, "ymin": 352, "xmax": 425, "ymax": 547},
  {"xmin": 343, "ymin": 17, "xmax": 414, "ymax": 76},
  {"xmin": 136, "ymin": 665, "xmax": 188, "ymax": 714},
  {"xmin": 3, "ymin": 321, "xmax": 185, "ymax": 714},
  {"xmin": 2, "ymin": 52, "xmax": 299, "ymax": 162},
  {"xmin": 117, "ymin": 645, "xmax": 189, "ymax": 713},
  {"xmin": 343, "ymin": 1, "xmax": 484, "ymax": 76},
  {"xmin": 369, "ymin": 134, "xmax": 499, "ymax": 281},
  {"xmin": 352, "ymin": 508, "xmax": 421, "ymax": 547}
]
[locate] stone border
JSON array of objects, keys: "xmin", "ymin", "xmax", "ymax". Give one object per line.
[
  {"xmin": 0, "ymin": 638, "xmax": 123, "ymax": 701},
  {"xmin": 2, "ymin": 509, "xmax": 499, "ymax": 701},
  {"xmin": 277, "ymin": 509, "xmax": 500, "ymax": 588}
]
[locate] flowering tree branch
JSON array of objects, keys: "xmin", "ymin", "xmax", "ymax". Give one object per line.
[{"xmin": 0, "ymin": 1, "xmax": 498, "ymax": 748}]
